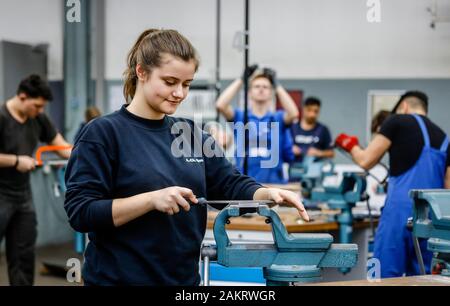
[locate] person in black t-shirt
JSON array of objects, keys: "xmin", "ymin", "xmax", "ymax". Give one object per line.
[
  {"xmin": 335, "ymin": 91, "xmax": 450, "ymax": 278},
  {"xmin": 0, "ymin": 75, "xmax": 71, "ymax": 286}
]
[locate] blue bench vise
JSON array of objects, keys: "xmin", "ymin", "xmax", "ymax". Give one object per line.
[
  {"xmin": 309, "ymin": 172, "xmax": 368, "ymax": 274},
  {"xmin": 410, "ymin": 189, "xmax": 450, "ymax": 276},
  {"xmin": 289, "ymin": 157, "xmax": 335, "ymax": 204},
  {"xmin": 201, "ymin": 201, "xmax": 358, "ymax": 285}
]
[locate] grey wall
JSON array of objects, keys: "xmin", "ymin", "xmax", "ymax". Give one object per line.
[
  {"xmin": 0, "ymin": 41, "xmax": 48, "ymax": 102},
  {"xmin": 0, "ymin": 0, "xmax": 63, "ymax": 80},
  {"xmin": 105, "ymin": 0, "xmax": 450, "ymax": 80}
]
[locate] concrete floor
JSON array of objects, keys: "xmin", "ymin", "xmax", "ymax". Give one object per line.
[{"xmin": 0, "ymin": 242, "xmax": 83, "ymax": 286}]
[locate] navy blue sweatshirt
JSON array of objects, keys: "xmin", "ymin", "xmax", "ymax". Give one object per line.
[{"xmin": 64, "ymin": 105, "xmax": 262, "ymax": 285}]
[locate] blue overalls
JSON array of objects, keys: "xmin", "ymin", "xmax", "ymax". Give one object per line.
[
  {"xmin": 234, "ymin": 110, "xmax": 292, "ymax": 184},
  {"xmin": 373, "ymin": 114, "xmax": 449, "ymax": 277}
]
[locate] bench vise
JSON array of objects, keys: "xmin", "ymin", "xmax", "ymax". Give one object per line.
[
  {"xmin": 410, "ymin": 189, "xmax": 450, "ymax": 276},
  {"xmin": 201, "ymin": 201, "xmax": 358, "ymax": 285},
  {"xmin": 289, "ymin": 157, "xmax": 335, "ymax": 204},
  {"xmin": 309, "ymin": 172, "xmax": 368, "ymax": 274}
]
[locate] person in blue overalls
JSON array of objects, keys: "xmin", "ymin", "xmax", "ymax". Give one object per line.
[
  {"xmin": 216, "ymin": 66, "xmax": 298, "ymax": 183},
  {"xmin": 334, "ymin": 91, "xmax": 450, "ymax": 278},
  {"xmin": 290, "ymin": 97, "xmax": 334, "ymax": 163}
]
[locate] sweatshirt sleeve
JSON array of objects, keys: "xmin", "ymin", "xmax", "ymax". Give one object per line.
[
  {"xmin": 64, "ymin": 139, "xmax": 116, "ymax": 233},
  {"xmin": 203, "ymin": 132, "xmax": 262, "ymax": 201}
]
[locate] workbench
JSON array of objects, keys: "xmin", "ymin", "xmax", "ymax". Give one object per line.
[
  {"xmin": 307, "ymin": 275, "xmax": 450, "ymax": 286},
  {"xmin": 263, "ymin": 183, "xmax": 301, "ymax": 193},
  {"xmin": 206, "ymin": 209, "xmax": 375, "ymax": 233}
]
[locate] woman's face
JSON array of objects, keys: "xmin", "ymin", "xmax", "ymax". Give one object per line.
[
  {"xmin": 139, "ymin": 53, "xmax": 196, "ymax": 116},
  {"xmin": 249, "ymin": 77, "xmax": 273, "ymax": 104}
]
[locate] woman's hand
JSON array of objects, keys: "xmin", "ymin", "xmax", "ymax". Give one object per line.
[
  {"xmin": 254, "ymin": 187, "xmax": 310, "ymax": 222},
  {"xmin": 149, "ymin": 186, "xmax": 198, "ymax": 215}
]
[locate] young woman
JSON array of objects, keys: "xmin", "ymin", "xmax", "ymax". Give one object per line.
[{"xmin": 64, "ymin": 29, "xmax": 309, "ymax": 286}]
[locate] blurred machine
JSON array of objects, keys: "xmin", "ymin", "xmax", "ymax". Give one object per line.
[
  {"xmin": 34, "ymin": 145, "xmax": 84, "ymax": 277},
  {"xmin": 289, "ymin": 157, "xmax": 335, "ymax": 204},
  {"xmin": 36, "ymin": 146, "xmax": 87, "ymax": 255}
]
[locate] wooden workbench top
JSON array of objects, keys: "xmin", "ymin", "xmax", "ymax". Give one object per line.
[
  {"xmin": 206, "ymin": 182, "xmax": 377, "ymax": 233},
  {"xmin": 309, "ymin": 275, "xmax": 450, "ymax": 286},
  {"xmin": 206, "ymin": 210, "xmax": 377, "ymax": 233},
  {"xmin": 263, "ymin": 183, "xmax": 301, "ymax": 193}
]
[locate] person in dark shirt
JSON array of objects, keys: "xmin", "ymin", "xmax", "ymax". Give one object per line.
[
  {"xmin": 64, "ymin": 29, "xmax": 309, "ymax": 286},
  {"xmin": 290, "ymin": 97, "xmax": 334, "ymax": 162},
  {"xmin": 0, "ymin": 74, "xmax": 71, "ymax": 286},
  {"xmin": 335, "ymin": 91, "xmax": 450, "ymax": 278}
]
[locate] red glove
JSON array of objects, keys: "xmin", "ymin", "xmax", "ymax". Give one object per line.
[{"xmin": 335, "ymin": 133, "xmax": 359, "ymax": 152}]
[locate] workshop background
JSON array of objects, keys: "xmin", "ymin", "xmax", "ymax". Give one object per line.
[{"xmin": 0, "ymin": 0, "xmax": 449, "ymax": 286}]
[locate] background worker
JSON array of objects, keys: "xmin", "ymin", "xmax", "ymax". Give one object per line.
[
  {"xmin": 290, "ymin": 97, "xmax": 334, "ymax": 163},
  {"xmin": 0, "ymin": 74, "xmax": 71, "ymax": 286},
  {"xmin": 216, "ymin": 66, "xmax": 298, "ymax": 183},
  {"xmin": 335, "ymin": 91, "xmax": 450, "ymax": 278}
]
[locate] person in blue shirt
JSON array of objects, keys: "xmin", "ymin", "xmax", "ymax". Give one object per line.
[
  {"xmin": 216, "ymin": 66, "xmax": 298, "ymax": 184},
  {"xmin": 64, "ymin": 29, "xmax": 309, "ymax": 286},
  {"xmin": 290, "ymin": 97, "xmax": 334, "ymax": 163}
]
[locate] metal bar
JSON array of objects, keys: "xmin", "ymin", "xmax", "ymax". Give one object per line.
[
  {"xmin": 42, "ymin": 160, "xmax": 69, "ymax": 166},
  {"xmin": 215, "ymin": 0, "xmax": 221, "ymax": 122},
  {"xmin": 203, "ymin": 255, "xmax": 210, "ymax": 286},
  {"xmin": 198, "ymin": 199, "xmax": 274, "ymax": 205},
  {"xmin": 413, "ymin": 236, "xmax": 426, "ymax": 275},
  {"xmin": 93, "ymin": 0, "xmax": 106, "ymax": 112},
  {"xmin": 243, "ymin": 0, "xmax": 250, "ymax": 175}
]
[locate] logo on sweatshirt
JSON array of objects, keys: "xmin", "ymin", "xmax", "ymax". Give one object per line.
[{"xmin": 185, "ymin": 158, "xmax": 204, "ymax": 163}]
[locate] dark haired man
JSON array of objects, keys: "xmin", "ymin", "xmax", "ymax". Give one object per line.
[
  {"xmin": 335, "ymin": 91, "xmax": 450, "ymax": 278},
  {"xmin": 0, "ymin": 74, "xmax": 71, "ymax": 285},
  {"xmin": 290, "ymin": 97, "xmax": 334, "ymax": 162}
]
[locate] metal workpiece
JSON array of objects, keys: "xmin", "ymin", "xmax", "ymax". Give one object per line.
[
  {"xmin": 410, "ymin": 189, "xmax": 450, "ymax": 276},
  {"xmin": 202, "ymin": 200, "xmax": 358, "ymax": 285}
]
